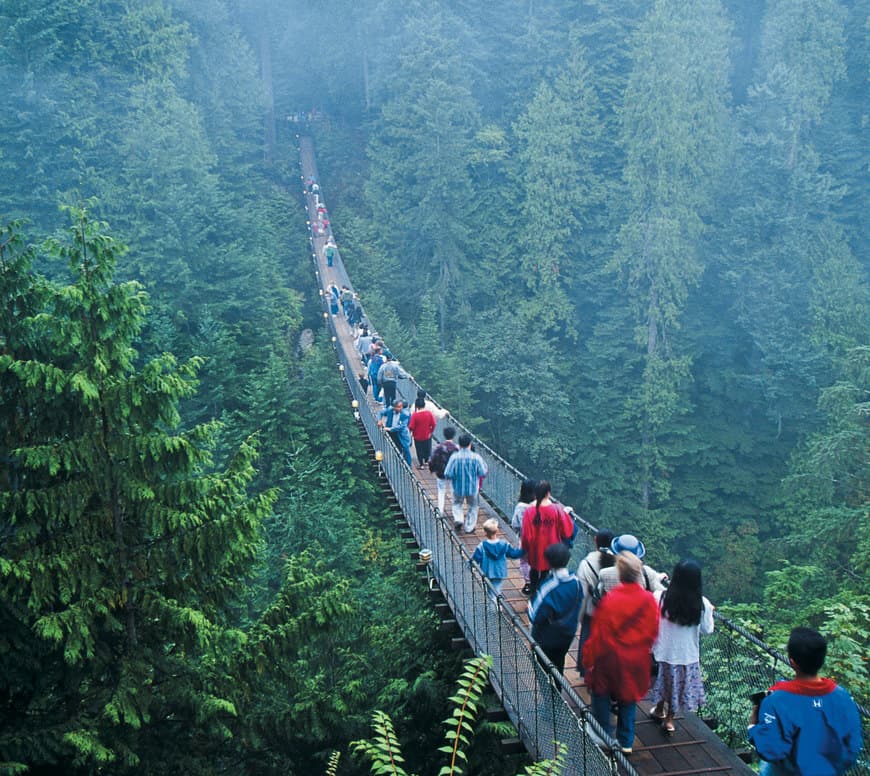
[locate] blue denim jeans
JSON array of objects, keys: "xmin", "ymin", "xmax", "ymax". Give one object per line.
[{"xmin": 591, "ymin": 692, "xmax": 636, "ymax": 749}]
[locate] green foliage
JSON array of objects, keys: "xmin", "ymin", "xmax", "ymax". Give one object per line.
[
  {"xmin": 522, "ymin": 743, "xmax": 567, "ymax": 776},
  {"xmin": 353, "ymin": 710, "xmax": 413, "ymax": 776},
  {"xmin": 351, "ymin": 656, "xmax": 564, "ymax": 776},
  {"xmin": 326, "ymin": 749, "xmax": 342, "ymax": 776},
  {"xmin": 437, "ymin": 655, "xmax": 492, "ymax": 775},
  {"xmin": 0, "ymin": 209, "xmax": 274, "ymax": 770},
  {"xmin": 3, "ymin": 0, "xmax": 870, "ymax": 770}
]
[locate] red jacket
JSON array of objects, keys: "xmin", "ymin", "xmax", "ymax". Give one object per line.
[
  {"xmin": 407, "ymin": 409, "xmax": 436, "ymax": 441},
  {"xmin": 521, "ymin": 503, "xmax": 574, "ymax": 571},
  {"xmin": 583, "ymin": 582, "xmax": 660, "ymax": 702}
]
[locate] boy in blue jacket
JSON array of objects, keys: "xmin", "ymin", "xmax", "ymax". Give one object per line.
[
  {"xmin": 529, "ymin": 543, "xmax": 583, "ymax": 675},
  {"xmin": 749, "ymin": 627, "xmax": 863, "ymax": 775},
  {"xmin": 471, "ymin": 519, "xmax": 524, "ymax": 598}
]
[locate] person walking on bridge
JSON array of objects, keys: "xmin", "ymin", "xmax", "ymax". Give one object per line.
[
  {"xmin": 576, "ymin": 528, "xmax": 615, "ymax": 675},
  {"xmin": 443, "ymin": 434, "xmax": 488, "ymax": 533},
  {"xmin": 367, "ymin": 346, "xmax": 385, "ymax": 403},
  {"xmin": 529, "ymin": 543, "xmax": 583, "ymax": 675},
  {"xmin": 324, "ymin": 237, "xmax": 336, "ymax": 267},
  {"xmin": 584, "ymin": 551, "xmax": 660, "ymax": 755},
  {"xmin": 511, "ymin": 478, "xmax": 538, "ymax": 596},
  {"xmin": 520, "ymin": 481, "xmax": 576, "ymax": 600},
  {"xmin": 408, "ymin": 397, "xmax": 436, "ymax": 469},
  {"xmin": 596, "ymin": 534, "xmax": 667, "ymax": 598},
  {"xmin": 356, "ymin": 327, "xmax": 373, "ymax": 365},
  {"xmin": 377, "ymin": 356, "xmax": 407, "ymax": 409},
  {"xmin": 649, "ymin": 559, "xmax": 715, "ymax": 735},
  {"xmin": 377, "ymin": 399, "xmax": 412, "ymax": 468},
  {"xmin": 429, "ymin": 427, "xmax": 459, "ymax": 513},
  {"xmin": 471, "ymin": 518, "xmax": 524, "ymax": 599}
]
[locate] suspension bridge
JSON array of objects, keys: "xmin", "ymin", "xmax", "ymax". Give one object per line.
[{"xmin": 297, "ymin": 135, "xmax": 868, "ymax": 776}]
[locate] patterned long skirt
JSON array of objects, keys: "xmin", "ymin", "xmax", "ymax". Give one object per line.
[{"xmin": 650, "ymin": 661, "xmax": 706, "ymax": 712}]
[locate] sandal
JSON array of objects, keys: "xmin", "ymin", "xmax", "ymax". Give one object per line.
[
  {"xmin": 662, "ymin": 721, "xmax": 675, "ymax": 735},
  {"xmin": 649, "ymin": 706, "xmax": 667, "ymax": 720}
]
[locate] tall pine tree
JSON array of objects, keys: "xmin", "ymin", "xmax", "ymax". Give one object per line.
[{"xmin": 0, "ymin": 208, "xmax": 274, "ymax": 771}]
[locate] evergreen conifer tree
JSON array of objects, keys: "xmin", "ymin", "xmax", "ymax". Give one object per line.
[{"xmin": 0, "ymin": 208, "xmax": 275, "ymax": 771}]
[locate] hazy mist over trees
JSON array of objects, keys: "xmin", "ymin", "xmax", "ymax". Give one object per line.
[{"xmin": 0, "ymin": 0, "xmax": 867, "ymax": 772}]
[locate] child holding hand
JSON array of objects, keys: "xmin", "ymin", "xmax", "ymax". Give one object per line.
[{"xmin": 471, "ymin": 519, "xmax": 525, "ymax": 597}]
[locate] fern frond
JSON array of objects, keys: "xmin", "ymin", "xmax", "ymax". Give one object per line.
[
  {"xmin": 438, "ymin": 654, "xmax": 492, "ymax": 776},
  {"xmin": 523, "ymin": 741, "xmax": 567, "ymax": 776},
  {"xmin": 351, "ymin": 709, "xmax": 410, "ymax": 776},
  {"xmin": 324, "ymin": 750, "xmax": 341, "ymax": 776}
]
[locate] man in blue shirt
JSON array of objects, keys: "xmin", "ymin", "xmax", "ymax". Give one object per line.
[
  {"xmin": 443, "ymin": 434, "xmax": 487, "ymax": 533},
  {"xmin": 749, "ymin": 627, "xmax": 863, "ymax": 775},
  {"xmin": 377, "ymin": 399, "xmax": 412, "ymax": 468}
]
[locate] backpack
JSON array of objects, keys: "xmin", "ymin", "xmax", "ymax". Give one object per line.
[
  {"xmin": 428, "ymin": 441, "xmax": 456, "ymax": 477},
  {"xmin": 584, "ymin": 560, "xmax": 605, "ymax": 607}
]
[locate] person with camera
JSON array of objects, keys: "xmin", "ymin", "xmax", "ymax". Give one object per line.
[{"xmin": 748, "ymin": 627, "xmax": 862, "ymax": 775}]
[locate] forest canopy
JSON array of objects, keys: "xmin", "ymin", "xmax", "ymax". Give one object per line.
[{"xmin": 0, "ymin": 0, "xmax": 868, "ymax": 772}]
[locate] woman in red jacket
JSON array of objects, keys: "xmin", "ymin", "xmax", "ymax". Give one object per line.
[
  {"xmin": 583, "ymin": 551, "xmax": 660, "ymax": 754},
  {"xmin": 407, "ymin": 397, "xmax": 436, "ymax": 469},
  {"xmin": 520, "ymin": 480, "xmax": 576, "ymax": 600}
]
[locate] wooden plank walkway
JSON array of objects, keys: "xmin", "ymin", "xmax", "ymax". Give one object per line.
[{"xmin": 298, "ymin": 135, "xmax": 753, "ymax": 776}]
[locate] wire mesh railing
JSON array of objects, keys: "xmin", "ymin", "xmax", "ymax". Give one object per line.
[{"xmin": 299, "ymin": 135, "xmax": 868, "ymax": 774}]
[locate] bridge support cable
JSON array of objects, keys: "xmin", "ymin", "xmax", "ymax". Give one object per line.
[{"xmin": 296, "ymin": 135, "xmax": 868, "ymax": 775}]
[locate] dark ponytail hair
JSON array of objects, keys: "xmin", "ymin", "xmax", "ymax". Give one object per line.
[
  {"xmin": 660, "ymin": 559, "xmax": 704, "ymax": 626},
  {"xmin": 533, "ymin": 480, "xmax": 551, "ymax": 526},
  {"xmin": 595, "ymin": 528, "xmax": 615, "ymax": 569},
  {"xmin": 518, "ymin": 478, "xmax": 537, "ymax": 504}
]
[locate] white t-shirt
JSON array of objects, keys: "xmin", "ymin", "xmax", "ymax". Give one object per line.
[{"xmin": 651, "ymin": 590, "xmax": 714, "ymax": 666}]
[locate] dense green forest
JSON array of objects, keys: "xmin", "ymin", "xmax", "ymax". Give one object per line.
[
  {"xmin": 0, "ymin": 0, "xmax": 867, "ymax": 772},
  {"xmin": 299, "ymin": 0, "xmax": 868, "ymax": 687}
]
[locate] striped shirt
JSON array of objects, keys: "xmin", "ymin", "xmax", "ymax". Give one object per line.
[{"xmin": 443, "ymin": 448, "xmax": 487, "ymax": 497}]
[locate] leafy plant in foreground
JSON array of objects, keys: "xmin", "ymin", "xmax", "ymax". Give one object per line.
[{"xmin": 350, "ymin": 655, "xmax": 565, "ymax": 776}]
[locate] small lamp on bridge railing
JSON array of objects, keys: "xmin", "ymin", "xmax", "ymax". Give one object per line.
[
  {"xmin": 338, "ymin": 364, "xmax": 345, "ymax": 373},
  {"xmin": 318, "ymin": 289, "xmax": 323, "ymax": 297},
  {"xmin": 323, "ymin": 312, "xmax": 329, "ymax": 320},
  {"xmin": 374, "ymin": 448, "xmax": 384, "ymax": 477},
  {"xmin": 418, "ymin": 548, "xmax": 435, "ymax": 591},
  {"xmin": 331, "ymin": 336, "xmax": 337, "ymax": 342},
  {"xmin": 351, "ymin": 399, "xmax": 360, "ymax": 420}
]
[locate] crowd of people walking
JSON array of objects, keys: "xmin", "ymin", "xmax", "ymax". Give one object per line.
[{"xmin": 304, "ymin": 167, "xmax": 863, "ymax": 771}]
